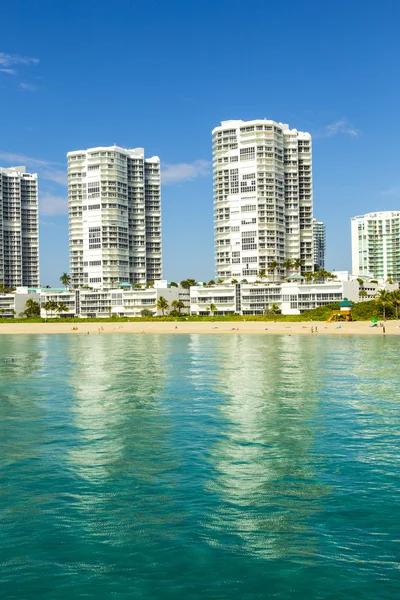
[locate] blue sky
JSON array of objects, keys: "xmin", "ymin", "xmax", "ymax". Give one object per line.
[{"xmin": 1, "ymin": 0, "xmax": 400, "ymax": 285}]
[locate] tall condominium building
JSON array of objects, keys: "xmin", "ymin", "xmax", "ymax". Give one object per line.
[
  {"xmin": 213, "ymin": 119, "xmax": 313, "ymax": 282},
  {"xmin": 0, "ymin": 166, "xmax": 39, "ymax": 288},
  {"xmin": 312, "ymin": 218, "xmax": 326, "ymax": 270},
  {"xmin": 68, "ymin": 146, "xmax": 162, "ymax": 289},
  {"xmin": 351, "ymin": 211, "xmax": 400, "ymax": 281}
]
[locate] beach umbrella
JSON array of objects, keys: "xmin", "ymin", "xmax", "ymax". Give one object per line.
[{"xmin": 371, "ymin": 317, "xmax": 378, "ymax": 323}]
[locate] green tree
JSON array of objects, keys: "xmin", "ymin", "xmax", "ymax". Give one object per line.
[
  {"xmin": 268, "ymin": 302, "xmax": 280, "ymax": 314},
  {"xmin": 207, "ymin": 303, "xmax": 217, "ymax": 316},
  {"xmin": 56, "ymin": 302, "xmax": 69, "ymax": 316},
  {"xmin": 170, "ymin": 281, "xmax": 178, "ymax": 287},
  {"xmin": 134, "ymin": 283, "xmax": 142, "ymax": 289},
  {"xmin": 140, "ymin": 308, "xmax": 154, "ymax": 317},
  {"xmin": 231, "ymin": 279, "xmax": 239, "ymax": 284},
  {"xmin": 147, "ymin": 281, "xmax": 155, "ymax": 288},
  {"xmin": 180, "ymin": 278, "xmax": 196, "ymax": 289},
  {"xmin": 268, "ymin": 261, "xmax": 279, "ymax": 281},
  {"xmin": 375, "ymin": 289, "xmax": 392, "ymax": 320},
  {"xmin": 304, "ymin": 271, "xmax": 313, "ymax": 283},
  {"xmin": 207, "ymin": 280, "xmax": 216, "ymax": 286},
  {"xmin": 358, "ymin": 289, "xmax": 368, "ymax": 302},
  {"xmin": 294, "ymin": 258, "xmax": 304, "ymax": 272},
  {"xmin": 42, "ymin": 300, "xmax": 58, "ymax": 318},
  {"xmin": 156, "ymin": 296, "xmax": 169, "ymax": 315},
  {"xmin": 357, "ymin": 278, "xmax": 364, "ymax": 285},
  {"xmin": 391, "ymin": 289, "xmax": 400, "ymax": 320},
  {"xmin": 171, "ymin": 300, "xmax": 185, "ymax": 314},
  {"xmin": 258, "ymin": 269, "xmax": 266, "ymax": 280},
  {"xmin": 60, "ymin": 273, "xmax": 71, "ymax": 288},
  {"xmin": 282, "ymin": 259, "xmax": 293, "ymax": 273},
  {"xmin": 24, "ymin": 298, "xmax": 40, "ymax": 317}
]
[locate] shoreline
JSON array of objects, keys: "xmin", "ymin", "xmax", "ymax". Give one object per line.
[{"xmin": 0, "ymin": 321, "xmax": 397, "ymax": 335}]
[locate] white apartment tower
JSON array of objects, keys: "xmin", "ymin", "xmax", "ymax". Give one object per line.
[
  {"xmin": 0, "ymin": 166, "xmax": 39, "ymax": 288},
  {"xmin": 68, "ymin": 146, "xmax": 162, "ymax": 288},
  {"xmin": 312, "ymin": 218, "xmax": 326, "ymax": 270},
  {"xmin": 213, "ymin": 119, "xmax": 313, "ymax": 282},
  {"xmin": 351, "ymin": 211, "xmax": 400, "ymax": 281}
]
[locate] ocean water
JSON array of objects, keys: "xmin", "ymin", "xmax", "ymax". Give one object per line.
[{"xmin": 0, "ymin": 334, "xmax": 399, "ymax": 600}]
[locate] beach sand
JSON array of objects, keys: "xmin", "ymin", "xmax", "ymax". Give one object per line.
[{"xmin": 0, "ymin": 321, "xmax": 398, "ymax": 335}]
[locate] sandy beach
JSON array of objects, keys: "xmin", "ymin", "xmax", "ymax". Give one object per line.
[{"xmin": 0, "ymin": 320, "xmax": 398, "ymax": 335}]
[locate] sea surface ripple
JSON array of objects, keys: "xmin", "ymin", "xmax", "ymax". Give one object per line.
[{"xmin": 0, "ymin": 334, "xmax": 399, "ymax": 599}]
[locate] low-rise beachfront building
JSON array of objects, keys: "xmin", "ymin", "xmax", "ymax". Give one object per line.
[
  {"xmin": 279, "ymin": 281, "xmax": 358, "ymax": 315},
  {"xmin": 38, "ymin": 281, "xmax": 186, "ymax": 318},
  {"xmin": 189, "ymin": 279, "xmax": 385, "ymax": 316},
  {"xmin": 189, "ymin": 284, "xmax": 237, "ymax": 315},
  {"xmin": 0, "ymin": 287, "xmax": 40, "ymax": 318}
]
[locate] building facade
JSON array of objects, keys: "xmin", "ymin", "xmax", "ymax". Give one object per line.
[
  {"xmin": 351, "ymin": 211, "xmax": 400, "ymax": 281},
  {"xmin": 213, "ymin": 119, "xmax": 313, "ymax": 283},
  {"xmin": 39, "ymin": 282, "xmax": 185, "ymax": 318},
  {"xmin": 68, "ymin": 146, "xmax": 162, "ymax": 289},
  {"xmin": 0, "ymin": 166, "xmax": 39, "ymax": 288},
  {"xmin": 190, "ymin": 280, "xmax": 359, "ymax": 316},
  {"xmin": 312, "ymin": 218, "xmax": 326, "ymax": 270}
]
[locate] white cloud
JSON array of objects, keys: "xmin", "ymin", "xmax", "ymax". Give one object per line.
[
  {"xmin": 0, "ymin": 151, "xmax": 66, "ymax": 186},
  {"xmin": 40, "ymin": 192, "xmax": 68, "ymax": 216},
  {"xmin": 161, "ymin": 159, "xmax": 211, "ymax": 185},
  {"xmin": 0, "ymin": 68, "xmax": 16, "ymax": 75},
  {"xmin": 315, "ymin": 118, "xmax": 360, "ymax": 139},
  {"xmin": 19, "ymin": 82, "xmax": 39, "ymax": 92},
  {"xmin": 0, "ymin": 52, "xmax": 39, "ymax": 67}
]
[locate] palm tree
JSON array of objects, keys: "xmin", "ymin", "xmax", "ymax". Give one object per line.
[
  {"xmin": 24, "ymin": 298, "xmax": 40, "ymax": 317},
  {"xmin": 60, "ymin": 273, "xmax": 71, "ymax": 288},
  {"xmin": 358, "ymin": 290, "xmax": 368, "ymax": 302},
  {"xmin": 375, "ymin": 289, "xmax": 392, "ymax": 320},
  {"xmin": 208, "ymin": 280, "xmax": 216, "ymax": 286},
  {"xmin": 282, "ymin": 259, "xmax": 293, "ymax": 274},
  {"xmin": 42, "ymin": 300, "xmax": 58, "ymax": 318},
  {"xmin": 171, "ymin": 300, "xmax": 185, "ymax": 314},
  {"xmin": 258, "ymin": 268, "xmax": 266, "ymax": 280},
  {"xmin": 56, "ymin": 302, "xmax": 69, "ymax": 316},
  {"xmin": 304, "ymin": 271, "xmax": 313, "ymax": 283},
  {"xmin": 293, "ymin": 258, "xmax": 304, "ymax": 273},
  {"xmin": 156, "ymin": 296, "xmax": 169, "ymax": 316},
  {"xmin": 268, "ymin": 261, "xmax": 279, "ymax": 282},
  {"xmin": 231, "ymin": 279, "xmax": 239, "ymax": 284},
  {"xmin": 391, "ymin": 289, "xmax": 400, "ymax": 320},
  {"xmin": 180, "ymin": 279, "xmax": 196, "ymax": 289},
  {"xmin": 207, "ymin": 303, "xmax": 217, "ymax": 316},
  {"xmin": 269, "ymin": 302, "xmax": 280, "ymax": 314}
]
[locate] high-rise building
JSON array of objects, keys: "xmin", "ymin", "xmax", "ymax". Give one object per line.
[
  {"xmin": 0, "ymin": 166, "xmax": 39, "ymax": 288},
  {"xmin": 212, "ymin": 119, "xmax": 313, "ymax": 282},
  {"xmin": 67, "ymin": 146, "xmax": 162, "ymax": 289},
  {"xmin": 312, "ymin": 218, "xmax": 326, "ymax": 270},
  {"xmin": 351, "ymin": 211, "xmax": 400, "ymax": 281}
]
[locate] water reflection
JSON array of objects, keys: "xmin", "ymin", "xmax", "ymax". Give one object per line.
[{"xmin": 202, "ymin": 335, "xmax": 328, "ymax": 560}]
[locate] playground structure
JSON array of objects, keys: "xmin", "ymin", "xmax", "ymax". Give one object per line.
[{"xmin": 326, "ymin": 298, "xmax": 354, "ymax": 323}]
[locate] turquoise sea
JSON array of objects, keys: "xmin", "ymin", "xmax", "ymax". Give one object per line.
[{"xmin": 0, "ymin": 334, "xmax": 399, "ymax": 599}]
